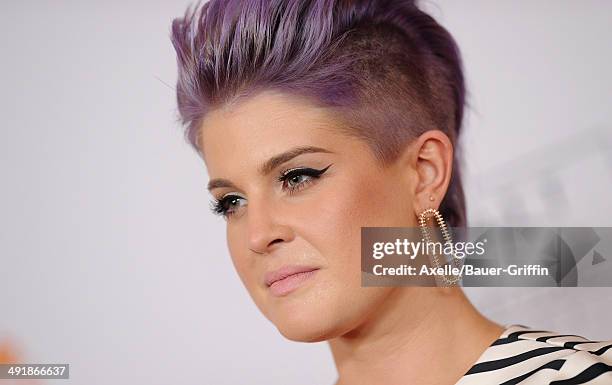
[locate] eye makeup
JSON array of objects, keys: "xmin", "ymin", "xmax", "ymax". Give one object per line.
[{"xmin": 209, "ymin": 163, "xmax": 333, "ymax": 219}]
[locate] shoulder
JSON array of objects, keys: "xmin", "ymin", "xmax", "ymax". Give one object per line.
[{"xmin": 457, "ymin": 324, "xmax": 612, "ymax": 385}]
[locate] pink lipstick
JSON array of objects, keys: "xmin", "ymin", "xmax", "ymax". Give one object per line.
[{"xmin": 264, "ymin": 265, "xmax": 319, "ymax": 297}]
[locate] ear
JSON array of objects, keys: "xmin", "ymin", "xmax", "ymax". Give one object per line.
[{"xmin": 409, "ymin": 130, "xmax": 454, "ymax": 216}]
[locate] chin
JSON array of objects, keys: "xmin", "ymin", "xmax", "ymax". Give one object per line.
[
  {"xmin": 267, "ymin": 294, "xmax": 369, "ymax": 343},
  {"xmin": 264, "ymin": 289, "xmax": 347, "ymax": 342},
  {"xmin": 273, "ymin": 311, "xmax": 340, "ymax": 343},
  {"xmin": 258, "ymin": 273, "xmax": 389, "ymax": 342}
]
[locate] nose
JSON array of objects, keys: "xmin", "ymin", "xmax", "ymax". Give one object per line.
[{"xmin": 246, "ymin": 195, "xmax": 294, "ymax": 255}]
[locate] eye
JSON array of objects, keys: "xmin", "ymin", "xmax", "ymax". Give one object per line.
[
  {"xmin": 209, "ymin": 194, "xmax": 246, "ymax": 219},
  {"xmin": 209, "ymin": 163, "xmax": 333, "ymax": 219},
  {"xmin": 278, "ymin": 164, "xmax": 332, "ymax": 195}
]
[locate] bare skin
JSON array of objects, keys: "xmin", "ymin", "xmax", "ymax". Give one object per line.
[
  {"xmin": 199, "ymin": 89, "xmax": 504, "ymax": 385},
  {"xmin": 330, "ymin": 287, "xmax": 504, "ymax": 385}
]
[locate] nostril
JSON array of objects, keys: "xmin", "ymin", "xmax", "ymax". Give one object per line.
[{"xmin": 269, "ymin": 238, "xmax": 284, "ymax": 246}]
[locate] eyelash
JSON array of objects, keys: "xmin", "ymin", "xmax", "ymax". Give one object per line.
[{"xmin": 209, "ymin": 164, "xmax": 333, "ymax": 219}]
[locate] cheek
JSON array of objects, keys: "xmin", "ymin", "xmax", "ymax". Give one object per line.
[
  {"xmin": 308, "ymin": 171, "xmax": 412, "ymax": 252},
  {"xmin": 297, "ymin": 172, "xmax": 409, "ymax": 290},
  {"xmin": 303, "ymin": 171, "xmax": 413, "ymax": 295}
]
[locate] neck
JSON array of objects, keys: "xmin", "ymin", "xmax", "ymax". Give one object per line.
[{"xmin": 328, "ymin": 287, "xmax": 504, "ymax": 385}]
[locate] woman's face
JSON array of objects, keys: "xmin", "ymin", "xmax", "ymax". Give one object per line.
[{"xmin": 200, "ymin": 90, "xmax": 419, "ymax": 342}]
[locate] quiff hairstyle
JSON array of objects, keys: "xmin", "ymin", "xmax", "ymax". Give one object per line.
[{"xmin": 170, "ymin": 0, "xmax": 468, "ymax": 226}]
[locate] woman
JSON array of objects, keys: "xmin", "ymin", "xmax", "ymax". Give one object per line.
[{"xmin": 169, "ymin": 0, "xmax": 612, "ymax": 383}]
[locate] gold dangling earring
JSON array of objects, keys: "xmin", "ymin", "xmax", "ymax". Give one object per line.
[{"xmin": 418, "ymin": 205, "xmax": 462, "ymax": 286}]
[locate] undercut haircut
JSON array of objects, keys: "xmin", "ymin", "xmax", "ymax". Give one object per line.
[{"xmin": 170, "ymin": 0, "xmax": 468, "ymax": 226}]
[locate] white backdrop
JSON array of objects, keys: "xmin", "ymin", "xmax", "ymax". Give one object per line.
[{"xmin": 1, "ymin": 1, "xmax": 611, "ymax": 384}]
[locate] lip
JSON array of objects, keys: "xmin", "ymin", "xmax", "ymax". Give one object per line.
[{"xmin": 264, "ymin": 265, "xmax": 320, "ymax": 296}]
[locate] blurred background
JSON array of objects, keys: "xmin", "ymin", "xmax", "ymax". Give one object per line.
[{"xmin": 0, "ymin": 1, "xmax": 611, "ymax": 384}]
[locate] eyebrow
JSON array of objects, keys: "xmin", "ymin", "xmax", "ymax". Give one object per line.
[{"xmin": 207, "ymin": 145, "xmax": 334, "ymax": 192}]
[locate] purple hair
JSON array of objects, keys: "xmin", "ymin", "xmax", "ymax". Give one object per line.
[{"xmin": 170, "ymin": 0, "xmax": 467, "ymax": 226}]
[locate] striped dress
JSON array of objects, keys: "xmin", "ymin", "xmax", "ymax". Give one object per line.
[{"xmin": 457, "ymin": 324, "xmax": 612, "ymax": 384}]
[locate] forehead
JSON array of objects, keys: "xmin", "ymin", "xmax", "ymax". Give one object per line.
[{"xmin": 199, "ymin": 90, "xmax": 347, "ymax": 174}]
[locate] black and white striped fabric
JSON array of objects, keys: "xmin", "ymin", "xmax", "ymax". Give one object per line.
[{"xmin": 457, "ymin": 324, "xmax": 612, "ymax": 384}]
